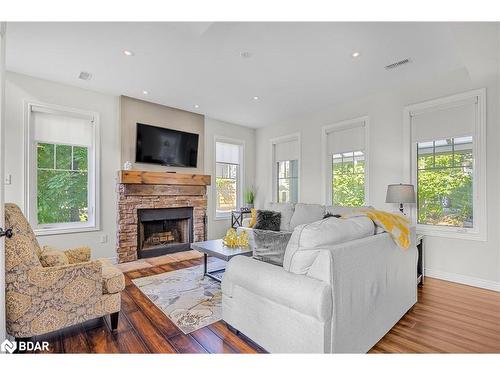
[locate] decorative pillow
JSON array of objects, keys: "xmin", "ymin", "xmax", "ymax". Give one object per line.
[
  {"xmin": 253, "ymin": 229, "xmax": 292, "ymax": 266},
  {"xmin": 64, "ymin": 246, "xmax": 91, "ymax": 264},
  {"xmin": 39, "ymin": 247, "xmax": 69, "ymax": 267},
  {"xmin": 265, "ymin": 202, "xmax": 295, "ymax": 231},
  {"xmin": 253, "ymin": 210, "xmax": 281, "ymax": 231},
  {"xmin": 248, "ymin": 208, "xmax": 257, "ymax": 228},
  {"xmin": 323, "ymin": 213, "xmax": 341, "ymax": 219}
]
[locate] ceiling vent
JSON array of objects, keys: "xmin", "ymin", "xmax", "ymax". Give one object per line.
[
  {"xmin": 78, "ymin": 71, "xmax": 92, "ymax": 81},
  {"xmin": 385, "ymin": 58, "xmax": 411, "ymax": 70}
]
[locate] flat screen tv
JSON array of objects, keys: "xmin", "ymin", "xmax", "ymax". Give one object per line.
[{"xmin": 135, "ymin": 123, "xmax": 199, "ymax": 168}]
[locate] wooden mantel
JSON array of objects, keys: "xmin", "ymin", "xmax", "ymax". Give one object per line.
[{"xmin": 118, "ymin": 170, "xmax": 211, "ymax": 186}]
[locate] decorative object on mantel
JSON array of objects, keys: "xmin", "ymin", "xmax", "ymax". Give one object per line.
[
  {"xmin": 222, "ymin": 228, "xmax": 249, "ymax": 248},
  {"xmin": 243, "ymin": 187, "xmax": 255, "ymax": 209},
  {"xmin": 123, "ymin": 161, "xmax": 132, "ymax": 170},
  {"xmin": 385, "ymin": 183, "xmax": 416, "ymax": 214}
]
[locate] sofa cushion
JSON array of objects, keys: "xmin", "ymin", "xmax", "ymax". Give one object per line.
[
  {"xmin": 252, "ymin": 229, "xmax": 293, "ymax": 266},
  {"xmin": 289, "ymin": 203, "xmax": 325, "ymax": 229},
  {"xmin": 265, "ymin": 202, "xmax": 295, "ymax": 231},
  {"xmin": 283, "ymin": 216, "xmax": 375, "ymax": 274},
  {"xmin": 97, "ymin": 259, "xmax": 125, "ymax": 294},
  {"xmin": 253, "ymin": 210, "xmax": 281, "ymax": 231}
]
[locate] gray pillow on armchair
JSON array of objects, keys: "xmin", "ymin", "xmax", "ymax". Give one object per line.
[{"xmin": 252, "ymin": 229, "xmax": 293, "ymax": 266}]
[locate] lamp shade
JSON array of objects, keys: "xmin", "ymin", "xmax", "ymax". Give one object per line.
[{"xmin": 386, "ymin": 184, "xmax": 416, "ymax": 204}]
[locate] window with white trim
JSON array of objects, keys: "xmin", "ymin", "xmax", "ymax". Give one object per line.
[
  {"xmin": 323, "ymin": 118, "xmax": 368, "ymax": 206},
  {"xmin": 272, "ymin": 135, "xmax": 300, "ymax": 203},
  {"xmin": 215, "ymin": 141, "xmax": 242, "ymax": 218},
  {"xmin": 27, "ymin": 104, "xmax": 98, "ymax": 234},
  {"xmin": 407, "ymin": 90, "xmax": 486, "ymax": 240}
]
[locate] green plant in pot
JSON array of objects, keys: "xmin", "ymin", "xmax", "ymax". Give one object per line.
[{"xmin": 244, "ymin": 188, "xmax": 255, "ymax": 209}]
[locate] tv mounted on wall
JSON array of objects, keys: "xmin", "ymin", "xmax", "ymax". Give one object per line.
[{"xmin": 135, "ymin": 123, "xmax": 199, "ymax": 168}]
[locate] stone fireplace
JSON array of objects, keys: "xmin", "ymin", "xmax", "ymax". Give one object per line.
[{"xmin": 117, "ymin": 171, "xmax": 211, "ymax": 263}]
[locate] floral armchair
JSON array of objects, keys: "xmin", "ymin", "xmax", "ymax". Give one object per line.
[{"xmin": 4, "ymin": 203, "xmax": 125, "ymax": 340}]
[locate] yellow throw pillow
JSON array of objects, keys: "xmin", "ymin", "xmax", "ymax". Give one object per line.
[{"xmin": 248, "ymin": 208, "xmax": 257, "ymax": 228}]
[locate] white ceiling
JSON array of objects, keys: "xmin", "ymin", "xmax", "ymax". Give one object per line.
[{"xmin": 5, "ymin": 22, "xmax": 498, "ymax": 128}]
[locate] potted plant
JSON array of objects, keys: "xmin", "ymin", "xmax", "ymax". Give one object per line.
[{"xmin": 244, "ymin": 188, "xmax": 255, "ymax": 209}]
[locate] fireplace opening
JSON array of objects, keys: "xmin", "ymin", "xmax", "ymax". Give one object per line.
[{"xmin": 137, "ymin": 207, "xmax": 193, "ymax": 259}]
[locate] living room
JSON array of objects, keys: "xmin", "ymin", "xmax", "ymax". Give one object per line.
[{"xmin": 1, "ymin": 1, "xmax": 500, "ymax": 372}]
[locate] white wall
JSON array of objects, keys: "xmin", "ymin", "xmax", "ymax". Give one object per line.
[
  {"xmin": 205, "ymin": 117, "xmax": 256, "ymax": 239},
  {"xmin": 255, "ymin": 66, "xmax": 500, "ymax": 288},
  {"xmin": 5, "ymin": 71, "xmax": 120, "ymax": 259}
]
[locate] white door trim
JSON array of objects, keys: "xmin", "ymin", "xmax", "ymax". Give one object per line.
[{"xmin": 0, "ymin": 21, "xmax": 7, "ymax": 342}]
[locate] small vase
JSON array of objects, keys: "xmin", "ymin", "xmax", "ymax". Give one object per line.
[{"xmin": 246, "ymin": 203, "xmax": 254, "ymax": 209}]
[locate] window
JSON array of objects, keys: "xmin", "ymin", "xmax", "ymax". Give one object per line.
[
  {"xmin": 37, "ymin": 143, "xmax": 89, "ymax": 224},
  {"xmin": 215, "ymin": 141, "xmax": 242, "ymax": 218},
  {"xmin": 272, "ymin": 134, "xmax": 300, "ymax": 203},
  {"xmin": 332, "ymin": 151, "xmax": 365, "ymax": 206},
  {"xmin": 406, "ymin": 89, "xmax": 486, "ymax": 240},
  {"xmin": 26, "ymin": 103, "xmax": 99, "ymax": 234},
  {"xmin": 323, "ymin": 117, "xmax": 368, "ymax": 206},
  {"xmin": 277, "ymin": 160, "xmax": 299, "ymax": 203}
]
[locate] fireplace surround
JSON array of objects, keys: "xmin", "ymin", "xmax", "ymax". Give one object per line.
[{"xmin": 116, "ymin": 171, "xmax": 211, "ymax": 263}]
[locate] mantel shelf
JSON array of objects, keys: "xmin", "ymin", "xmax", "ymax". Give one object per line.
[{"xmin": 118, "ymin": 170, "xmax": 211, "ymax": 186}]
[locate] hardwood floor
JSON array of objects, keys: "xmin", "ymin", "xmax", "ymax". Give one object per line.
[{"xmin": 31, "ymin": 254, "xmax": 500, "ymax": 354}]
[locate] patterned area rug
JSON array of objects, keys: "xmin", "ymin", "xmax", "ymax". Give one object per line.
[{"xmin": 132, "ymin": 259, "xmax": 225, "ymax": 334}]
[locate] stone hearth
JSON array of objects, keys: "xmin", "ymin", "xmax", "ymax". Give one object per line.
[{"xmin": 117, "ymin": 171, "xmax": 211, "ymax": 263}]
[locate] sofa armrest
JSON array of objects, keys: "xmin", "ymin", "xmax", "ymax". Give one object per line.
[{"xmin": 222, "ymin": 256, "xmax": 332, "ymax": 322}]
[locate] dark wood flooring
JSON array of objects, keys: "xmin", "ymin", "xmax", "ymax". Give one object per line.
[{"xmin": 31, "ymin": 256, "xmax": 500, "ymax": 353}]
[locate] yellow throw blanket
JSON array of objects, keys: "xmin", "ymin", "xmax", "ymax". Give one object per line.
[{"xmin": 345, "ymin": 209, "xmax": 411, "ymax": 249}]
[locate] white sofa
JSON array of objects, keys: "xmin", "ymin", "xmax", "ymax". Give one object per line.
[{"xmin": 223, "ymin": 203, "xmax": 418, "ymax": 353}]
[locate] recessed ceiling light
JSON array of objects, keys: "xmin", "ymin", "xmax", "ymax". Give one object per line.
[
  {"xmin": 78, "ymin": 71, "xmax": 92, "ymax": 81},
  {"xmin": 142, "ymin": 90, "xmax": 149, "ymax": 95},
  {"xmin": 253, "ymin": 96, "xmax": 259, "ymax": 100},
  {"xmin": 123, "ymin": 50, "xmax": 135, "ymax": 56},
  {"xmin": 194, "ymin": 104, "xmax": 200, "ymax": 109},
  {"xmin": 351, "ymin": 51, "xmax": 361, "ymax": 58}
]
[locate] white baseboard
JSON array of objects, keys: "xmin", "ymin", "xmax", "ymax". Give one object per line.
[{"xmin": 425, "ymin": 268, "xmax": 500, "ymax": 292}]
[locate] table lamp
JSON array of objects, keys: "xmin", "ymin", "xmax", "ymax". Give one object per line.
[{"xmin": 386, "ymin": 183, "xmax": 416, "ymax": 214}]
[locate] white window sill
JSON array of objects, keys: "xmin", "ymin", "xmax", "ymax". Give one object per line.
[
  {"xmin": 34, "ymin": 224, "xmax": 100, "ymax": 236},
  {"xmin": 416, "ymin": 224, "xmax": 486, "ymax": 242},
  {"xmin": 214, "ymin": 214, "xmax": 231, "ymax": 221}
]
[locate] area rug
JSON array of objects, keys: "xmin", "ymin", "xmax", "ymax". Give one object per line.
[{"xmin": 132, "ymin": 259, "xmax": 225, "ymax": 334}]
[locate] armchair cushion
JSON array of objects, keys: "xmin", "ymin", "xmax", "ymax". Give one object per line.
[
  {"xmin": 98, "ymin": 259, "xmax": 125, "ymax": 294},
  {"xmin": 39, "ymin": 248, "xmax": 70, "ymax": 267}
]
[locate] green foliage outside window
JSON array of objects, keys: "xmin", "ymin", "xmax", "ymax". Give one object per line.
[
  {"xmin": 37, "ymin": 143, "xmax": 89, "ymax": 224},
  {"xmin": 417, "ymin": 138, "xmax": 473, "ymax": 228},
  {"xmin": 332, "ymin": 152, "xmax": 365, "ymax": 207}
]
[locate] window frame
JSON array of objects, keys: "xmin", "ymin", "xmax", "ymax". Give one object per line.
[
  {"xmin": 270, "ymin": 133, "xmax": 301, "ymax": 204},
  {"xmin": 213, "ymin": 136, "xmax": 245, "ymax": 220},
  {"xmin": 403, "ymin": 89, "xmax": 487, "ymax": 241},
  {"xmin": 24, "ymin": 101, "xmax": 100, "ymax": 236},
  {"xmin": 321, "ymin": 116, "xmax": 370, "ymax": 206}
]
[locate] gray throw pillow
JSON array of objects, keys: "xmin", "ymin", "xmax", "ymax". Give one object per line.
[
  {"xmin": 253, "ymin": 210, "xmax": 281, "ymax": 231},
  {"xmin": 253, "ymin": 229, "xmax": 292, "ymax": 266}
]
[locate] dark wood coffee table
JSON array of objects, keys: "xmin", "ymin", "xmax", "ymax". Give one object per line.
[{"xmin": 190, "ymin": 239, "xmax": 252, "ymax": 282}]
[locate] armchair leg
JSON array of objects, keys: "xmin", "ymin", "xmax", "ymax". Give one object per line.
[
  {"xmin": 110, "ymin": 312, "xmax": 119, "ymax": 331},
  {"xmin": 226, "ymin": 322, "xmax": 240, "ymax": 336}
]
